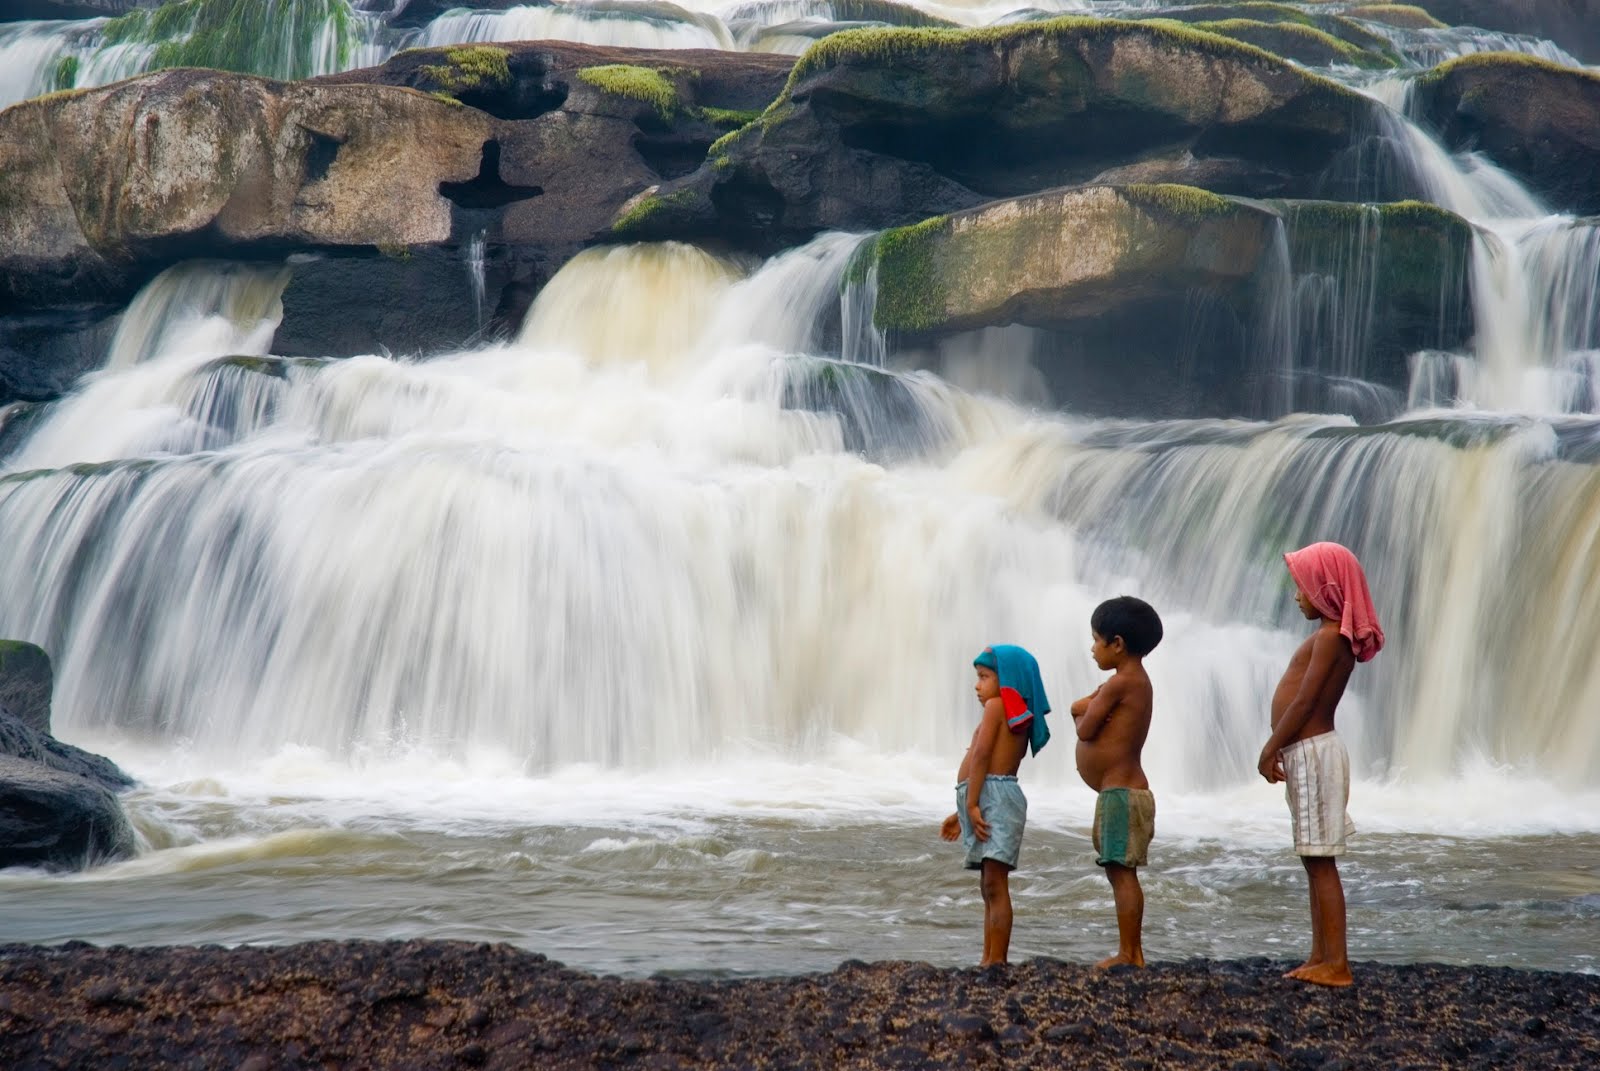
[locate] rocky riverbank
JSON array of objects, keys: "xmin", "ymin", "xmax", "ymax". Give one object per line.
[{"xmin": 0, "ymin": 942, "xmax": 1596, "ymax": 1069}]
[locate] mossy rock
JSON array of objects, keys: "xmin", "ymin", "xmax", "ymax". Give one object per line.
[
  {"xmin": 1342, "ymin": 4, "xmax": 1446, "ymax": 30},
  {"xmin": 725, "ymin": 0, "xmax": 957, "ymax": 29},
  {"xmin": 1413, "ymin": 53, "xmax": 1600, "ymax": 215},
  {"xmin": 1271, "ymin": 198, "xmax": 1475, "ymax": 378},
  {"xmin": 853, "ymin": 184, "xmax": 1277, "ymax": 336},
  {"xmin": 609, "ymin": 185, "xmax": 713, "ymax": 237},
  {"xmin": 0, "ymin": 640, "xmax": 52, "ymax": 736},
  {"xmin": 1189, "ymin": 18, "xmax": 1398, "ymax": 69},
  {"xmin": 1152, "ymin": 3, "xmax": 1400, "ymax": 59},
  {"xmin": 419, "ymin": 45, "xmax": 513, "ymax": 101},
  {"xmin": 693, "ymin": 17, "xmax": 1376, "ymax": 246},
  {"xmin": 576, "ymin": 64, "xmax": 683, "ymax": 120}
]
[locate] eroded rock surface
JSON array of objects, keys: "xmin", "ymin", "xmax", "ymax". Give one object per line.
[{"xmin": 0, "ymin": 943, "xmax": 1596, "ymax": 1069}]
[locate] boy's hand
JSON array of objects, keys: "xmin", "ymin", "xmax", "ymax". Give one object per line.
[
  {"xmin": 967, "ymin": 805, "xmax": 990, "ymax": 841},
  {"xmin": 1258, "ymin": 746, "xmax": 1285, "ymax": 784},
  {"xmin": 940, "ymin": 813, "xmax": 961, "ymax": 841},
  {"xmin": 1070, "ymin": 685, "xmax": 1102, "ymax": 719}
]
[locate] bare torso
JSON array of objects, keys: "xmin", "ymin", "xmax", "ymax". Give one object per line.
[
  {"xmin": 956, "ymin": 703, "xmax": 1029, "ymax": 781},
  {"xmin": 1075, "ymin": 669, "xmax": 1151, "ymax": 792},
  {"xmin": 1270, "ymin": 621, "xmax": 1356, "ymax": 743}
]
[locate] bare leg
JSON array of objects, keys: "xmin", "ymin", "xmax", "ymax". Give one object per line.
[
  {"xmin": 1285, "ymin": 856, "xmax": 1327, "ymax": 977},
  {"xmin": 1095, "ymin": 864, "xmax": 1145, "ymax": 968},
  {"xmin": 1288, "ymin": 856, "xmax": 1351, "ymax": 987},
  {"xmin": 979, "ymin": 861, "xmax": 1013, "ymax": 966}
]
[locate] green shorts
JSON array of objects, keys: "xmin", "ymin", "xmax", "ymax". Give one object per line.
[{"xmin": 1093, "ymin": 787, "xmax": 1155, "ymax": 868}]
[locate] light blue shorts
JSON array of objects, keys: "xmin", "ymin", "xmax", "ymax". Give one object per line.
[{"xmin": 955, "ymin": 775, "xmax": 1027, "ymax": 871}]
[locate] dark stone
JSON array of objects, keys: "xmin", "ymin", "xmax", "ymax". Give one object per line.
[
  {"xmin": 941, "ymin": 1012, "xmax": 994, "ymax": 1041},
  {"xmin": 271, "ymin": 247, "xmax": 501, "ymax": 361},
  {"xmin": 0, "ymin": 308, "xmax": 120, "ymax": 407},
  {"xmin": 1043, "ymin": 1021, "xmax": 1095, "ymax": 1042},
  {"xmin": 0, "ymin": 641, "xmax": 53, "ymax": 735},
  {"xmin": 0, "ymin": 704, "xmax": 134, "ymax": 793},
  {"xmin": 0, "ymin": 754, "xmax": 136, "ymax": 871},
  {"xmin": 1413, "ymin": 54, "xmax": 1600, "ymax": 216}
]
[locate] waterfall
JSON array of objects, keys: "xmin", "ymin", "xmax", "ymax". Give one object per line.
[
  {"xmin": 0, "ymin": 0, "xmax": 383, "ymax": 109},
  {"xmin": 466, "ymin": 230, "xmax": 488, "ymax": 335},
  {"xmin": 104, "ymin": 261, "xmax": 293, "ymax": 373},
  {"xmin": 410, "ymin": 2, "xmax": 735, "ymax": 52},
  {"xmin": 3, "ymin": 236, "xmax": 1600, "ymax": 793},
  {"xmin": 4, "ymin": 261, "xmax": 292, "ymax": 472}
]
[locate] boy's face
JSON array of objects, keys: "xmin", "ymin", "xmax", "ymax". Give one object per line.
[
  {"xmin": 1091, "ymin": 630, "xmax": 1122, "ymax": 670},
  {"xmin": 1294, "ymin": 587, "xmax": 1321, "ymax": 620},
  {"xmin": 974, "ymin": 665, "xmax": 1000, "ymax": 704}
]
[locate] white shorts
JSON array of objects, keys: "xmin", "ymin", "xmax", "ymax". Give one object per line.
[{"xmin": 1282, "ymin": 731, "xmax": 1355, "ymax": 857}]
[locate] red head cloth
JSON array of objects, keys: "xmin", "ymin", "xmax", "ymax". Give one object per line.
[{"xmin": 1283, "ymin": 542, "xmax": 1385, "ymax": 662}]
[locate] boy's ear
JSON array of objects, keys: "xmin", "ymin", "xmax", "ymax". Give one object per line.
[{"xmin": 1111, "ymin": 635, "xmax": 1128, "ymax": 653}]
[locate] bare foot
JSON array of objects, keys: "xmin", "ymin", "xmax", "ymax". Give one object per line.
[
  {"xmin": 1094, "ymin": 953, "xmax": 1145, "ymax": 969},
  {"xmin": 1290, "ymin": 962, "xmax": 1353, "ymax": 987},
  {"xmin": 1283, "ymin": 959, "xmax": 1323, "ymax": 979}
]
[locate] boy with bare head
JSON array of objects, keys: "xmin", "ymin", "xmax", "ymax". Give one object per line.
[
  {"xmin": 1258, "ymin": 541, "xmax": 1384, "ymax": 988},
  {"xmin": 1071, "ymin": 596, "xmax": 1163, "ymax": 969}
]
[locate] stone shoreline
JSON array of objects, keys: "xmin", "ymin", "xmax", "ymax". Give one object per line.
[{"xmin": 1, "ymin": 942, "xmax": 1597, "ymax": 1069}]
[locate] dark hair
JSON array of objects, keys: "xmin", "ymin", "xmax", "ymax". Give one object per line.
[{"xmin": 1091, "ymin": 596, "xmax": 1164, "ymax": 657}]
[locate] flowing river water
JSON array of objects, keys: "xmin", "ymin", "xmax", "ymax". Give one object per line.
[{"xmin": 0, "ymin": 4, "xmax": 1598, "ymax": 977}]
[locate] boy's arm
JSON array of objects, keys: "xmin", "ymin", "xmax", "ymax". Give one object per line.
[
  {"xmin": 964, "ymin": 698, "xmax": 1006, "ymax": 841},
  {"xmin": 1075, "ymin": 677, "xmax": 1125, "ymax": 741},
  {"xmin": 1070, "ymin": 685, "xmax": 1102, "ymax": 719},
  {"xmin": 1257, "ymin": 627, "xmax": 1348, "ymax": 781}
]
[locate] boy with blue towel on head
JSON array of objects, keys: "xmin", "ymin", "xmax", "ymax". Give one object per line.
[{"xmin": 940, "ymin": 644, "xmax": 1051, "ymax": 966}]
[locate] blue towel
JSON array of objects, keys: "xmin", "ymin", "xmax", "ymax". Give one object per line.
[{"xmin": 973, "ymin": 644, "xmax": 1051, "ymax": 756}]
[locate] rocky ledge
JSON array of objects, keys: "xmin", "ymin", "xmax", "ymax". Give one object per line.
[{"xmin": 0, "ymin": 942, "xmax": 1596, "ymax": 1069}]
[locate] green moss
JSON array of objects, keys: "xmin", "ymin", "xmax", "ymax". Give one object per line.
[
  {"xmin": 1123, "ymin": 183, "xmax": 1236, "ymax": 222},
  {"xmin": 427, "ymin": 91, "xmax": 464, "ymax": 107},
  {"xmin": 859, "ymin": 214, "xmax": 950, "ymax": 333},
  {"xmin": 1277, "ymin": 198, "xmax": 1472, "ymax": 311},
  {"xmin": 708, "ymin": 100, "xmax": 796, "ymax": 158},
  {"xmin": 1419, "ymin": 51, "xmax": 1600, "ymax": 86},
  {"xmin": 375, "ymin": 240, "xmax": 411, "ymax": 260},
  {"xmin": 1344, "ymin": 5, "xmax": 1445, "ymax": 31},
  {"xmin": 610, "ymin": 186, "xmax": 699, "ymax": 234},
  {"xmin": 1191, "ymin": 19, "xmax": 1397, "ymax": 69},
  {"xmin": 50, "ymin": 55, "xmax": 80, "ymax": 92},
  {"xmin": 780, "ymin": 16, "xmax": 1352, "ymax": 104},
  {"xmin": 696, "ymin": 106, "xmax": 762, "ymax": 129},
  {"xmin": 419, "ymin": 44, "xmax": 512, "ymax": 97},
  {"xmin": 94, "ymin": 0, "xmax": 356, "ymax": 81},
  {"xmin": 577, "ymin": 64, "xmax": 680, "ymax": 120},
  {"xmin": 99, "ymin": 7, "xmax": 151, "ymax": 46}
]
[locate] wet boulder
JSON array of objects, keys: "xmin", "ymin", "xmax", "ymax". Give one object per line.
[
  {"xmin": 1412, "ymin": 53, "xmax": 1600, "ymax": 215},
  {"xmin": 646, "ymin": 17, "xmax": 1379, "ymax": 250},
  {"xmin": 0, "ymin": 68, "xmax": 494, "ymax": 311},
  {"xmin": 0, "ymin": 639, "xmax": 54, "ymax": 735},
  {"xmin": 0, "ymin": 754, "xmax": 135, "ymax": 870},
  {"xmin": 0, "ymin": 640, "xmax": 136, "ymax": 871},
  {"xmin": 844, "ymin": 187, "xmax": 1473, "ymax": 418}
]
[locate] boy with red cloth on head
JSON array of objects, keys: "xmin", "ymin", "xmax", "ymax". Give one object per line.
[{"xmin": 1258, "ymin": 541, "xmax": 1384, "ymax": 988}]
